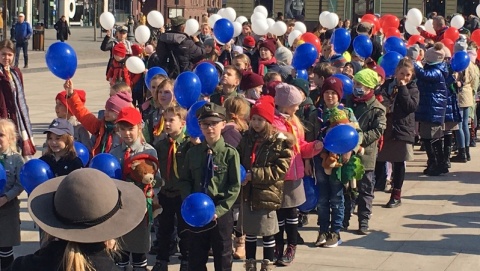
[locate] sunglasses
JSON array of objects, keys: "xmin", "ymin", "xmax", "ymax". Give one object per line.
[{"xmin": 200, "ymin": 121, "xmax": 221, "ymax": 128}]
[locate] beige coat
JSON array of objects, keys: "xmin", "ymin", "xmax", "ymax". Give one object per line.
[{"xmin": 458, "ymin": 62, "xmax": 479, "ymax": 108}]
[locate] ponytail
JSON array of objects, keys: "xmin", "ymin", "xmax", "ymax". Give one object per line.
[{"xmin": 62, "ymin": 242, "xmax": 94, "ymax": 271}]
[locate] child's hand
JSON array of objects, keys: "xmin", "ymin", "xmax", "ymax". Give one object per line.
[
  {"xmin": 304, "ymin": 159, "xmax": 313, "ymax": 176},
  {"xmin": 314, "ymin": 140, "xmax": 323, "ymax": 151},
  {"xmin": 212, "ymin": 214, "xmax": 218, "ymax": 221},
  {"xmin": 64, "ymin": 79, "xmax": 73, "ymax": 96},
  {"xmin": 397, "ymin": 79, "xmax": 407, "ymax": 86}
]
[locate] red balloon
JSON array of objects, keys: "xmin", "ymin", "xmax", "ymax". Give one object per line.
[
  {"xmin": 444, "ymin": 27, "xmax": 459, "ymax": 42},
  {"xmin": 380, "ymin": 14, "xmax": 400, "ymax": 31},
  {"xmin": 407, "ymin": 35, "xmax": 425, "ymax": 46},
  {"xmin": 477, "ymin": 48, "xmax": 480, "ymax": 61},
  {"xmin": 441, "ymin": 38, "xmax": 454, "ymax": 55},
  {"xmin": 299, "ymin": 32, "xmax": 322, "ymax": 53},
  {"xmin": 361, "ymin": 14, "xmax": 380, "ymax": 35},
  {"xmin": 471, "ymin": 29, "xmax": 480, "ymax": 45},
  {"xmin": 384, "ymin": 27, "xmax": 401, "ymax": 38}
]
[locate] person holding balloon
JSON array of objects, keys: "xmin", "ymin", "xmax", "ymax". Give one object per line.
[
  {"xmin": 210, "ymin": 65, "xmax": 243, "ymax": 106},
  {"xmin": 272, "ymin": 83, "xmax": 323, "ymax": 265},
  {"xmin": 107, "ymin": 43, "xmax": 141, "ymax": 88},
  {"xmin": 0, "ymin": 119, "xmax": 24, "ymax": 270},
  {"xmin": 101, "ymin": 25, "xmax": 133, "ymax": 75},
  {"xmin": 39, "ymin": 118, "xmax": 83, "ymax": 177},
  {"xmin": 417, "ymin": 16, "xmax": 448, "ymax": 43}
]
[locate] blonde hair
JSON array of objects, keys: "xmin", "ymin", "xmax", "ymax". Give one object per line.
[
  {"xmin": 277, "ymin": 107, "xmax": 305, "ymax": 141},
  {"xmin": 0, "ymin": 119, "xmax": 18, "ymax": 153},
  {"xmin": 62, "ymin": 242, "xmax": 95, "ymax": 271},
  {"xmin": 249, "ymin": 121, "xmax": 276, "ymax": 141},
  {"xmin": 224, "ymin": 97, "xmax": 250, "ymax": 132},
  {"xmin": 163, "ymin": 105, "xmax": 187, "ymax": 121},
  {"xmin": 110, "ymin": 82, "xmax": 132, "ymax": 94},
  {"xmin": 45, "ymin": 132, "xmax": 77, "ymax": 160},
  {"xmin": 233, "ymin": 54, "xmax": 251, "ymax": 65}
]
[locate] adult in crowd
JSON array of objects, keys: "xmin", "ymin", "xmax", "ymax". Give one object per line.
[
  {"xmin": 12, "ymin": 13, "xmax": 31, "ymax": 68},
  {"xmin": 0, "ymin": 39, "xmax": 36, "ymax": 157},
  {"xmin": 466, "ymin": 15, "xmax": 480, "ymax": 33},
  {"xmin": 156, "ymin": 16, "xmax": 205, "ymax": 77},
  {"xmin": 235, "ymin": 22, "xmax": 253, "ymax": 47},
  {"xmin": 348, "ymin": 22, "xmax": 382, "ymax": 62},
  {"xmin": 100, "ymin": 25, "xmax": 132, "ymax": 75},
  {"xmin": 6, "ymin": 168, "xmax": 146, "ymax": 271},
  {"xmin": 54, "ymin": 15, "xmax": 71, "ymax": 42},
  {"xmin": 417, "ymin": 16, "xmax": 448, "ymax": 42},
  {"xmin": 199, "ymin": 23, "xmax": 212, "ymax": 43}
]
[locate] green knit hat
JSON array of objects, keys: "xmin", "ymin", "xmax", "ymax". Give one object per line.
[{"xmin": 353, "ymin": 68, "xmax": 379, "ymax": 89}]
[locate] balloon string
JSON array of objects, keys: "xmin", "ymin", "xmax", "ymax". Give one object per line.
[{"xmin": 179, "ymin": 220, "xmax": 218, "ymax": 234}]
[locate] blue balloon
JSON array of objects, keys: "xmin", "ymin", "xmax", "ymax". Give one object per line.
[
  {"xmin": 186, "ymin": 101, "xmax": 207, "ymax": 139},
  {"xmin": 74, "ymin": 141, "xmax": 90, "ymax": 166},
  {"xmin": 332, "ymin": 73, "xmax": 354, "ymax": 97},
  {"xmin": 213, "ymin": 18, "xmax": 234, "ymax": 44},
  {"xmin": 45, "ymin": 42, "xmax": 77, "ymax": 80},
  {"xmin": 174, "ymin": 72, "xmax": 202, "ymax": 108},
  {"xmin": 20, "ymin": 159, "xmax": 54, "ymax": 194},
  {"xmin": 380, "ymin": 51, "xmax": 403, "ymax": 78},
  {"xmin": 384, "ymin": 37, "xmax": 407, "ymax": 57},
  {"xmin": 331, "ymin": 28, "xmax": 351, "ymax": 54},
  {"xmin": 181, "ymin": 192, "xmax": 216, "ymax": 227},
  {"xmin": 451, "ymin": 51, "xmax": 470, "ymax": 72},
  {"xmin": 292, "ymin": 43, "xmax": 318, "ymax": 70},
  {"xmin": 194, "ymin": 62, "xmax": 220, "ymax": 95},
  {"xmin": 240, "ymin": 165, "xmax": 247, "ymax": 184},
  {"xmin": 298, "ymin": 176, "xmax": 319, "ymax": 212},
  {"xmin": 296, "ymin": 69, "xmax": 308, "ymax": 80},
  {"xmin": 323, "ymin": 124, "xmax": 360, "ymax": 154},
  {"xmin": 353, "ymin": 35, "xmax": 373, "ymax": 59},
  {"xmin": 0, "ymin": 163, "xmax": 6, "ymax": 195},
  {"xmin": 145, "ymin": 67, "xmax": 167, "ymax": 90},
  {"xmin": 89, "ymin": 153, "xmax": 122, "ymax": 179}
]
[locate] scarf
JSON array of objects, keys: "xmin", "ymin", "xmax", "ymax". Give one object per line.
[
  {"xmin": 352, "ymin": 90, "xmax": 375, "ymax": 103},
  {"xmin": 100, "ymin": 122, "xmax": 115, "ymax": 153},
  {"xmin": 257, "ymin": 57, "xmax": 277, "ymax": 76},
  {"xmin": 153, "ymin": 115, "xmax": 165, "ymax": 136},
  {"xmin": 283, "ymin": 117, "xmax": 300, "ymax": 153}
]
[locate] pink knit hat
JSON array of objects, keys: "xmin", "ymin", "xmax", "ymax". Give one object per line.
[
  {"xmin": 105, "ymin": 92, "xmax": 133, "ymax": 114},
  {"xmin": 274, "ymin": 83, "xmax": 303, "ymax": 107}
]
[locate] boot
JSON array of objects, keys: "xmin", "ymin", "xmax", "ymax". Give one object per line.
[
  {"xmin": 277, "ymin": 244, "xmax": 296, "ymax": 266},
  {"xmin": 443, "ymin": 133, "xmax": 452, "ymax": 168},
  {"xmin": 233, "ymin": 235, "xmax": 246, "ymax": 259},
  {"xmin": 422, "ymin": 140, "xmax": 439, "ymax": 175},
  {"xmin": 385, "ymin": 188, "xmax": 402, "ymax": 208},
  {"xmin": 244, "ymin": 259, "xmax": 257, "ymax": 271},
  {"xmin": 428, "ymin": 139, "xmax": 447, "ymax": 175},
  {"xmin": 151, "ymin": 260, "xmax": 168, "ymax": 271},
  {"xmin": 260, "ymin": 259, "xmax": 275, "ymax": 271},
  {"xmin": 274, "ymin": 244, "xmax": 284, "ymax": 264},
  {"xmin": 466, "ymin": 146, "xmax": 471, "ymax": 161},
  {"xmin": 450, "ymin": 148, "xmax": 467, "ymax": 163},
  {"xmin": 470, "ymin": 126, "xmax": 476, "ymax": 147}
]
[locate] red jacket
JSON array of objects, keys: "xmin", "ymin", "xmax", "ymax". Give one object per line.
[
  {"xmin": 106, "ymin": 59, "xmax": 141, "ymax": 88},
  {"xmin": 420, "ymin": 26, "xmax": 448, "ymax": 42}
]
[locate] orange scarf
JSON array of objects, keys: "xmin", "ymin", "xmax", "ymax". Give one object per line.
[
  {"xmin": 285, "ymin": 119, "xmax": 300, "ymax": 153},
  {"xmin": 153, "ymin": 115, "xmax": 165, "ymax": 136}
]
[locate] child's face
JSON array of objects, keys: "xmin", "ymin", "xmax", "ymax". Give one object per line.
[
  {"xmin": 200, "ymin": 117, "xmax": 226, "ymax": 142},
  {"xmin": 395, "ymin": 67, "xmax": 413, "ymax": 84},
  {"xmin": 55, "ymin": 100, "xmax": 69, "ymax": 119},
  {"xmin": 242, "ymin": 25, "xmax": 251, "ymax": 35},
  {"xmin": 113, "ymin": 55, "xmax": 124, "ymax": 62},
  {"xmin": 164, "ymin": 112, "xmax": 185, "ymax": 136},
  {"xmin": 259, "ymin": 47, "xmax": 273, "ymax": 60},
  {"xmin": 205, "ymin": 45, "xmax": 213, "ymax": 54},
  {"xmin": 0, "ymin": 129, "xmax": 11, "ymax": 153},
  {"xmin": 270, "ymin": 74, "xmax": 282, "ymax": 83},
  {"xmin": 280, "ymin": 104, "xmax": 300, "ymax": 116},
  {"xmin": 233, "ymin": 59, "xmax": 248, "ymax": 71},
  {"xmin": 322, "ymin": 47, "xmax": 333, "ymax": 58},
  {"xmin": 343, "ymin": 65, "xmax": 354, "ymax": 76},
  {"xmin": 323, "ymin": 89, "xmax": 339, "ymax": 108},
  {"xmin": 246, "ymin": 86, "xmax": 263, "ymax": 100},
  {"xmin": 0, "ymin": 48, "xmax": 14, "ymax": 67},
  {"xmin": 150, "ymin": 78, "xmax": 163, "ymax": 93},
  {"xmin": 157, "ymin": 84, "xmax": 174, "ymax": 108},
  {"xmin": 47, "ymin": 133, "xmax": 67, "ymax": 153},
  {"xmin": 118, "ymin": 124, "xmax": 140, "ymax": 145},
  {"xmin": 104, "ymin": 109, "xmax": 118, "ymax": 122},
  {"xmin": 221, "ymin": 68, "xmax": 240, "ymax": 89},
  {"xmin": 313, "ymin": 74, "xmax": 325, "ymax": 87},
  {"xmin": 250, "ymin": 114, "xmax": 267, "ymax": 133}
]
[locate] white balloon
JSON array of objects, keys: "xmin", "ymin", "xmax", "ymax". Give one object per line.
[
  {"xmin": 185, "ymin": 19, "xmax": 199, "ymax": 36},
  {"xmin": 217, "ymin": 8, "xmax": 226, "ymax": 17},
  {"xmin": 233, "ymin": 22, "xmax": 242, "ymax": 37},
  {"xmin": 294, "ymin": 21, "xmax": 307, "ymax": 34},
  {"xmin": 319, "ymin": 11, "xmax": 330, "ymax": 26},
  {"xmin": 134, "ymin": 25, "xmax": 151, "ymax": 44},
  {"xmin": 147, "ymin": 11, "xmax": 164, "ymax": 28},
  {"xmin": 324, "ymin": 13, "xmax": 339, "ymax": 30},
  {"xmin": 425, "ymin": 19, "xmax": 435, "ymax": 35},
  {"xmin": 477, "ymin": 4, "xmax": 480, "ymax": 18},
  {"xmin": 267, "ymin": 18, "xmax": 276, "ymax": 28},
  {"xmin": 126, "ymin": 56, "xmax": 146, "ymax": 74},
  {"xmin": 254, "ymin": 5, "xmax": 268, "ymax": 17},
  {"xmin": 270, "ymin": 21, "xmax": 287, "ymax": 36},
  {"xmin": 251, "ymin": 12, "xmax": 266, "ymax": 22},
  {"xmin": 288, "ymin": 30, "xmax": 302, "ymax": 47},
  {"xmin": 451, "ymin": 15, "xmax": 465, "ymax": 29},
  {"xmin": 208, "ymin": 14, "xmax": 222, "ymax": 28},
  {"xmin": 99, "ymin": 12, "xmax": 115, "ymax": 30},
  {"xmin": 235, "ymin": 16, "xmax": 248, "ymax": 25},
  {"xmin": 405, "ymin": 20, "xmax": 420, "ymax": 35},
  {"xmin": 407, "ymin": 8, "xmax": 423, "ymax": 26},
  {"xmin": 224, "ymin": 7, "xmax": 237, "ymax": 22},
  {"xmin": 252, "ymin": 19, "xmax": 269, "ymax": 36}
]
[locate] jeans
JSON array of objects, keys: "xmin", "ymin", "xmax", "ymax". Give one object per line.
[
  {"xmin": 356, "ymin": 171, "xmax": 375, "ymax": 226},
  {"xmin": 315, "ymin": 156, "xmax": 345, "ymax": 233},
  {"xmin": 455, "ymin": 107, "xmax": 470, "ymax": 148},
  {"xmin": 14, "ymin": 41, "xmax": 28, "ymax": 67}
]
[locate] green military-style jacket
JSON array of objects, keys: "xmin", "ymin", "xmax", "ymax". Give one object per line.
[
  {"xmin": 209, "ymin": 90, "xmax": 239, "ymax": 106},
  {"xmin": 178, "ymin": 136, "xmax": 241, "ymax": 218}
]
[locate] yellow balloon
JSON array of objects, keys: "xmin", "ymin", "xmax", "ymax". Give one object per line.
[{"xmin": 343, "ymin": 51, "xmax": 352, "ymax": 62}]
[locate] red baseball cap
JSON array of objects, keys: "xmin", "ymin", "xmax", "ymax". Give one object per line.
[{"xmin": 115, "ymin": 107, "xmax": 142, "ymax": 125}]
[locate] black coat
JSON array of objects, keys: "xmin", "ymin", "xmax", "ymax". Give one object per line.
[
  {"xmin": 54, "ymin": 20, "xmax": 70, "ymax": 41},
  {"xmin": 7, "ymin": 240, "xmax": 122, "ymax": 271}
]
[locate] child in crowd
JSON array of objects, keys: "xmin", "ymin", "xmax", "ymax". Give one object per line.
[
  {"xmin": 178, "ymin": 102, "xmax": 241, "ymax": 271},
  {"xmin": 311, "ymin": 63, "xmax": 336, "ymax": 107},
  {"xmin": 232, "ymin": 54, "xmax": 252, "ymax": 72},
  {"xmin": 64, "ymin": 79, "xmax": 132, "ymax": 155},
  {"xmin": 264, "ymin": 72, "xmax": 282, "ymax": 84},
  {"xmin": 204, "ymin": 38, "xmax": 219, "ymax": 62},
  {"xmin": 110, "ymin": 107, "xmax": 158, "ymax": 271},
  {"xmin": 40, "ymin": 118, "xmax": 83, "ymax": 176},
  {"xmin": 210, "ymin": 65, "xmax": 242, "ymax": 106},
  {"xmin": 240, "ymin": 72, "xmax": 264, "ymax": 103},
  {"xmin": 272, "ymin": 83, "xmax": 323, "ymax": 265},
  {"xmin": 131, "ymin": 44, "xmax": 146, "ymax": 107},
  {"xmin": 238, "ymin": 95, "xmax": 293, "ymax": 271},
  {"xmin": 152, "ymin": 106, "xmax": 193, "ymax": 271},
  {"xmin": 107, "ymin": 43, "xmax": 131, "ymax": 87},
  {"xmin": 110, "ymin": 82, "xmax": 133, "ymax": 97},
  {"xmin": 219, "ymin": 41, "xmax": 234, "ymax": 66},
  {"xmin": 0, "ymin": 119, "xmax": 25, "ymax": 270},
  {"xmin": 54, "ymin": 90, "xmax": 91, "ymax": 150}
]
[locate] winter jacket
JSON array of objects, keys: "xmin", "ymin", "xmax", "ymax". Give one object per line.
[
  {"xmin": 100, "ymin": 37, "xmax": 132, "ymax": 75},
  {"xmin": 443, "ymin": 69, "xmax": 462, "ymax": 123},
  {"xmin": 272, "ymin": 112, "xmax": 321, "ymax": 181},
  {"xmin": 221, "ymin": 123, "xmax": 243, "ymax": 148},
  {"xmin": 419, "ymin": 26, "xmax": 448, "ymax": 42},
  {"xmin": 237, "ymin": 131, "xmax": 293, "ymax": 211},
  {"xmin": 54, "ymin": 20, "xmax": 70, "ymax": 41},
  {"xmin": 13, "ymin": 21, "xmax": 32, "ymax": 43},
  {"xmin": 458, "ymin": 62, "xmax": 479, "ymax": 108},
  {"xmin": 296, "ymin": 97, "xmax": 317, "ymax": 142},
  {"xmin": 379, "ymin": 79, "xmax": 420, "ymax": 143},
  {"xmin": 414, "ymin": 62, "xmax": 448, "ymax": 124},
  {"xmin": 156, "ymin": 31, "xmax": 205, "ymax": 73}
]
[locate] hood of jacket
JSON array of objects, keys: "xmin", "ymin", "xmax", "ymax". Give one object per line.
[{"xmin": 158, "ymin": 31, "xmax": 188, "ymax": 45}]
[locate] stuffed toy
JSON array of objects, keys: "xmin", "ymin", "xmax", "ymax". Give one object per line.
[{"xmin": 123, "ymin": 154, "xmax": 164, "ymax": 223}]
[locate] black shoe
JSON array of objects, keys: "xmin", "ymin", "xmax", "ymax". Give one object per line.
[
  {"xmin": 451, "ymin": 148, "xmax": 467, "ymax": 163},
  {"xmin": 356, "ymin": 227, "xmax": 369, "ymax": 235},
  {"xmin": 385, "ymin": 197, "xmax": 402, "ymax": 208},
  {"xmin": 466, "ymin": 147, "xmax": 471, "ymax": 161}
]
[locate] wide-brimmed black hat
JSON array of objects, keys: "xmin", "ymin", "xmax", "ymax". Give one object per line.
[{"xmin": 28, "ymin": 168, "xmax": 146, "ymax": 243}]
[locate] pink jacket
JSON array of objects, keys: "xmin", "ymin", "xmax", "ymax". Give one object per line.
[{"xmin": 272, "ymin": 113, "xmax": 321, "ymax": 181}]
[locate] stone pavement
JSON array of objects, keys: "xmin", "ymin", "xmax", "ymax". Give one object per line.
[{"xmin": 10, "ymin": 31, "xmax": 480, "ymax": 270}]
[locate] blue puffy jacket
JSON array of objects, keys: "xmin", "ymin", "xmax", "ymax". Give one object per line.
[
  {"xmin": 14, "ymin": 21, "xmax": 32, "ymax": 43},
  {"xmin": 444, "ymin": 66, "xmax": 462, "ymax": 123},
  {"xmin": 414, "ymin": 62, "xmax": 448, "ymax": 124}
]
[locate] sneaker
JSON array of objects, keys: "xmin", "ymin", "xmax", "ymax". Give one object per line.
[
  {"xmin": 314, "ymin": 232, "xmax": 328, "ymax": 247},
  {"xmin": 277, "ymin": 244, "xmax": 296, "ymax": 266},
  {"xmin": 356, "ymin": 227, "xmax": 369, "ymax": 235},
  {"xmin": 324, "ymin": 232, "xmax": 342, "ymax": 248},
  {"xmin": 151, "ymin": 260, "xmax": 168, "ymax": 271}
]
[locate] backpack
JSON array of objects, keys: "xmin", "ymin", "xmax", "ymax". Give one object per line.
[{"xmin": 156, "ymin": 44, "xmax": 181, "ymax": 79}]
